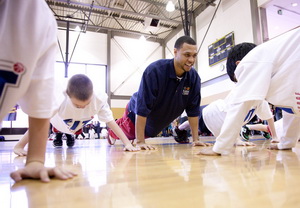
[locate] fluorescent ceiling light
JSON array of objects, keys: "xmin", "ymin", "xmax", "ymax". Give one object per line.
[
  {"xmin": 166, "ymin": 1, "xmax": 175, "ymax": 12},
  {"xmin": 291, "ymin": 2, "xmax": 298, "ymax": 7},
  {"xmin": 139, "ymin": 35, "xmax": 146, "ymax": 42},
  {"xmin": 75, "ymin": 25, "xmax": 81, "ymax": 32}
]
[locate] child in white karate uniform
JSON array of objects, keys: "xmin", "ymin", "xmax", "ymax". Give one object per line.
[{"xmin": 199, "ymin": 27, "xmax": 300, "ymax": 156}]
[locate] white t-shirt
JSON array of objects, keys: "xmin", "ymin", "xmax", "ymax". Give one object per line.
[
  {"xmin": 50, "ymin": 92, "xmax": 114, "ymax": 134},
  {"xmin": 202, "ymin": 99, "xmax": 227, "ymax": 137},
  {"xmin": 213, "ymin": 27, "xmax": 300, "ymax": 154},
  {"xmin": 0, "ymin": 0, "xmax": 58, "ymax": 120}
]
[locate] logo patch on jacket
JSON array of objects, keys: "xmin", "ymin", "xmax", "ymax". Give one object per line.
[{"xmin": 182, "ymin": 87, "xmax": 190, "ymax": 95}]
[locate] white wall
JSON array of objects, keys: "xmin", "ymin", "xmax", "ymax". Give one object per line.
[
  {"xmin": 111, "ymin": 99, "xmax": 130, "ymax": 108},
  {"xmin": 110, "ymin": 36, "xmax": 163, "ymax": 108},
  {"xmin": 196, "ymin": 0, "xmax": 255, "ymax": 98},
  {"xmin": 1, "ymin": 108, "xmax": 28, "ymax": 128},
  {"xmin": 262, "ymin": 2, "xmax": 300, "ymax": 39},
  {"xmin": 57, "ymin": 30, "xmax": 107, "ymax": 64},
  {"xmin": 110, "ymin": 36, "xmax": 162, "ymax": 96},
  {"xmin": 165, "ymin": 31, "xmax": 185, "ymax": 58}
]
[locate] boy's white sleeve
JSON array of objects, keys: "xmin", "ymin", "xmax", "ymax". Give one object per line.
[
  {"xmin": 213, "ymin": 100, "xmax": 261, "ymax": 155},
  {"xmin": 96, "ymin": 93, "xmax": 114, "ymax": 123}
]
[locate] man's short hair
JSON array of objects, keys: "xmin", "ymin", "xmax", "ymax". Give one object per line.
[
  {"xmin": 66, "ymin": 74, "xmax": 93, "ymax": 101},
  {"xmin": 226, "ymin": 42, "xmax": 257, "ymax": 82},
  {"xmin": 174, "ymin": 36, "xmax": 196, "ymax": 49}
]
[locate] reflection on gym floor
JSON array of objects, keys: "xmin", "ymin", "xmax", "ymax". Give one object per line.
[{"xmin": 1, "ymin": 137, "xmax": 300, "ymax": 208}]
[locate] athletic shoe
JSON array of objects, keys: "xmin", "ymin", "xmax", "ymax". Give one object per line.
[
  {"xmin": 53, "ymin": 133, "xmax": 62, "ymax": 147},
  {"xmin": 262, "ymin": 131, "xmax": 271, "ymax": 139},
  {"xmin": 66, "ymin": 134, "xmax": 75, "ymax": 147},
  {"xmin": 48, "ymin": 133, "xmax": 55, "ymax": 141},
  {"xmin": 240, "ymin": 126, "xmax": 250, "ymax": 141},
  {"xmin": 174, "ymin": 127, "xmax": 189, "ymax": 143}
]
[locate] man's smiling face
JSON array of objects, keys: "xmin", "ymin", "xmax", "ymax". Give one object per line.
[{"xmin": 174, "ymin": 43, "xmax": 198, "ymax": 76}]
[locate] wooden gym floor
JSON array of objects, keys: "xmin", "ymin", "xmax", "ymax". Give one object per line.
[{"xmin": 1, "ymin": 136, "xmax": 300, "ymax": 208}]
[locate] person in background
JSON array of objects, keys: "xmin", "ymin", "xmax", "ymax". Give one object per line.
[
  {"xmin": 94, "ymin": 121, "xmax": 102, "ymax": 139},
  {"xmin": 75, "ymin": 128, "xmax": 86, "ymax": 140},
  {"xmin": 100, "ymin": 127, "xmax": 108, "ymax": 139}
]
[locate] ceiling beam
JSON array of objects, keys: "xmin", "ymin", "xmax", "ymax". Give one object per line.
[
  {"xmin": 56, "ymin": 20, "xmax": 161, "ymax": 39},
  {"xmin": 136, "ymin": 0, "xmax": 204, "ymax": 11},
  {"xmin": 47, "ymin": 0, "xmax": 182, "ymax": 24}
]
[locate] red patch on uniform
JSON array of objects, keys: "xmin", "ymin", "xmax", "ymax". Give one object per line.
[{"xmin": 13, "ymin": 63, "xmax": 25, "ymax": 73}]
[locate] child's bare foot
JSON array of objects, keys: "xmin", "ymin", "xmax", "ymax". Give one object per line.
[{"xmin": 13, "ymin": 147, "xmax": 27, "ymax": 156}]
